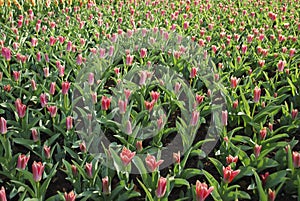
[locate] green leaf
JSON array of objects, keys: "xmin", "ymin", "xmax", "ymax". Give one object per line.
[
  {"xmin": 132, "ymin": 156, "xmax": 149, "ymax": 186},
  {"xmin": 208, "ymin": 157, "xmax": 223, "ymax": 176},
  {"xmin": 137, "ymin": 178, "xmax": 154, "ymax": 201},
  {"xmin": 252, "ymin": 169, "xmax": 268, "ymax": 201},
  {"xmin": 265, "ymin": 170, "xmax": 287, "ymax": 189},
  {"xmin": 257, "ymin": 158, "xmax": 279, "ymax": 172},
  {"xmin": 181, "ymin": 168, "xmax": 202, "ymax": 180}
]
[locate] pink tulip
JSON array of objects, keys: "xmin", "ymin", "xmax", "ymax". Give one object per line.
[
  {"xmin": 190, "ymin": 67, "xmax": 198, "ymax": 78},
  {"xmin": 292, "ymin": 151, "xmax": 300, "ymax": 168},
  {"xmin": 47, "ymin": 106, "xmax": 57, "ymax": 118},
  {"xmin": 136, "ymin": 141, "xmax": 143, "ymax": 152},
  {"xmin": 156, "ymin": 177, "xmax": 167, "ymax": 198},
  {"xmin": 125, "ymin": 120, "xmax": 132, "ymax": 135},
  {"xmin": 174, "ymin": 82, "xmax": 181, "ymax": 94},
  {"xmin": 62, "ymin": 81, "xmax": 70, "ymax": 95},
  {"xmin": 292, "ymin": 109, "xmax": 298, "ymax": 119},
  {"xmin": 58, "ymin": 65, "xmax": 65, "ymax": 77},
  {"xmin": 260, "ymin": 172, "xmax": 269, "ymax": 186},
  {"xmin": 101, "ymin": 96, "xmax": 111, "ymax": 111},
  {"xmin": 0, "ymin": 186, "xmax": 6, "ymax": 201},
  {"xmin": 260, "ymin": 127, "xmax": 267, "ymax": 140},
  {"xmin": 0, "ymin": 117, "xmax": 7, "ymax": 134},
  {"xmin": 190, "ymin": 111, "xmax": 200, "ymax": 126},
  {"xmin": 40, "ymin": 93, "xmax": 48, "ymax": 108},
  {"xmin": 120, "ymin": 147, "xmax": 136, "ymax": 166},
  {"xmin": 80, "ymin": 141, "xmax": 86, "ymax": 153},
  {"xmin": 226, "ymin": 155, "xmax": 238, "ymax": 164},
  {"xmin": 150, "ymin": 91, "xmax": 160, "ymax": 102},
  {"xmin": 85, "ymin": 162, "xmax": 93, "ymax": 178},
  {"xmin": 15, "ymin": 100, "xmax": 26, "ymax": 118},
  {"xmin": 289, "ymin": 48, "xmax": 296, "ymax": 57},
  {"xmin": 13, "ymin": 71, "xmax": 21, "ymax": 82},
  {"xmin": 277, "ymin": 60, "xmax": 286, "ymax": 72},
  {"xmin": 139, "ymin": 70, "xmax": 148, "ymax": 85},
  {"xmin": 145, "ymin": 155, "xmax": 164, "ymax": 172},
  {"xmin": 1, "ymin": 47, "xmax": 11, "ymax": 61},
  {"xmin": 49, "ymin": 82, "xmax": 56, "ymax": 95},
  {"xmin": 253, "ymin": 86, "xmax": 261, "ymax": 103},
  {"xmin": 66, "ymin": 116, "xmax": 73, "ymax": 130},
  {"xmin": 223, "ymin": 166, "xmax": 240, "ymax": 183},
  {"xmin": 268, "ymin": 189, "xmax": 276, "ymax": 201},
  {"xmin": 32, "ymin": 161, "xmax": 44, "ymax": 182},
  {"xmin": 195, "ymin": 180, "xmax": 214, "ymax": 201},
  {"xmin": 241, "ymin": 45, "xmax": 247, "ymax": 54},
  {"xmin": 126, "ymin": 54, "xmax": 134, "ymax": 66},
  {"xmin": 222, "ymin": 110, "xmax": 228, "ymax": 126},
  {"xmin": 49, "ymin": 36, "xmax": 57, "ymax": 46},
  {"xmin": 17, "ymin": 154, "xmax": 30, "ymax": 170},
  {"xmin": 144, "ymin": 100, "xmax": 155, "ymax": 112},
  {"xmin": 114, "ymin": 68, "xmax": 120, "ymax": 75},
  {"xmin": 88, "ymin": 73, "xmax": 94, "ymax": 85},
  {"xmin": 32, "ymin": 129, "xmax": 39, "ymax": 142},
  {"xmin": 173, "ymin": 151, "xmax": 181, "ymax": 164},
  {"xmin": 230, "ymin": 77, "xmax": 239, "ymax": 88},
  {"xmin": 64, "ymin": 191, "xmax": 76, "ymax": 201},
  {"xmin": 66, "ymin": 41, "xmax": 72, "ymax": 51},
  {"xmin": 140, "ymin": 48, "xmax": 147, "ymax": 58},
  {"xmin": 102, "ymin": 176, "xmax": 110, "ymax": 195},
  {"xmin": 76, "ymin": 54, "xmax": 83, "ymax": 65},
  {"xmin": 31, "ymin": 38, "xmax": 38, "ymax": 47},
  {"xmin": 43, "ymin": 145, "xmax": 51, "ymax": 159},
  {"xmin": 183, "ymin": 21, "xmax": 189, "ymax": 30},
  {"xmin": 258, "ymin": 60, "xmax": 265, "ymax": 67},
  {"xmin": 118, "ymin": 99, "xmax": 127, "ymax": 114},
  {"xmin": 254, "ymin": 144, "xmax": 262, "ymax": 158}
]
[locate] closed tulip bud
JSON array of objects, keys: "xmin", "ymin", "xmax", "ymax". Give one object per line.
[
  {"xmin": 268, "ymin": 189, "xmax": 276, "ymax": 201},
  {"xmin": 40, "ymin": 93, "xmax": 48, "ymax": 108},
  {"xmin": 124, "ymin": 89, "xmax": 131, "ymax": 101},
  {"xmin": 292, "ymin": 151, "xmax": 300, "ymax": 168},
  {"xmin": 91, "ymin": 92, "xmax": 97, "ymax": 104},
  {"xmin": 47, "ymin": 106, "xmax": 57, "ymax": 118},
  {"xmin": 71, "ymin": 165, "xmax": 77, "ymax": 176},
  {"xmin": 260, "ymin": 127, "xmax": 267, "ymax": 140},
  {"xmin": 61, "ymin": 81, "xmax": 70, "ymax": 95},
  {"xmin": 174, "ymin": 82, "xmax": 181, "ymax": 94},
  {"xmin": 0, "ymin": 117, "xmax": 7, "ymax": 134},
  {"xmin": 32, "ymin": 161, "xmax": 44, "ymax": 182},
  {"xmin": 31, "ymin": 129, "xmax": 39, "ymax": 142},
  {"xmin": 125, "ymin": 120, "xmax": 132, "ymax": 135},
  {"xmin": 254, "ymin": 144, "xmax": 262, "ymax": 158},
  {"xmin": 0, "ymin": 72, "xmax": 2, "ymax": 82},
  {"xmin": 13, "ymin": 71, "xmax": 21, "ymax": 82},
  {"xmin": 0, "ymin": 186, "xmax": 7, "ymax": 201},
  {"xmin": 260, "ymin": 172, "xmax": 269, "ymax": 186},
  {"xmin": 136, "ymin": 141, "xmax": 143, "ymax": 152},
  {"xmin": 230, "ymin": 77, "xmax": 239, "ymax": 88},
  {"xmin": 233, "ymin": 100, "xmax": 239, "ymax": 109},
  {"xmin": 79, "ymin": 141, "xmax": 86, "ymax": 153},
  {"xmin": 64, "ymin": 191, "xmax": 76, "ymax": 201},
  {"xmin": 253, "ymin": 86, "xmax": 261, "ymax": 103},
  {"xmin": 277, "ymin": 60, "xmax": 286, "ymax": 72},
  {"xmin": 190, "ymin": 67, "xmax": 197, "ymax": 78},
  {"xmin": 118, "ymin": 99, "xmax": 127, "ymax": 114},
  {"xmin": 43, "ymin": 145, "xmax": 51, "ymax": 159},
  {"xmin": 156, "ymin": 177, "xmax": 167, "ymax": 198},
  {"xmin": 66, "ymin": 116, "xmax": 73, "ymax": 130},
  {"xmin": 16, "ymin": 102, "xmax": 26, "ymax": 118},
  {"xmin": 222, "ymin": 110, "xmax": 228, "ymax": 126},
  {"xmin": 190, "ymin": 111, "xmax": 200, "ymax": 126},
  {"xmin": 101, "ymin": 96, "xmax": 111, "ymax": 110},
  {"xmin": 292, "ymin": 109, "xmax": 298, "ymax": 119},
  {"xmin": 88, "ymin": 73, "xmax": 94, "ymax": 85},
  {"xmin": 31, "ymin": 79, "xmax": 37, "ymax": 91},
  {"xmin": 173, "ymin": 151, "xmax": 181, "ymax": 164},
  {"xmin": 102, "ymin": 176, "xmax": 110, "ymax": 195},
  {"xmin": 85, "ymin": 162, "xmax": 93, "ymax": 178},
  {"xmin": 139, "ymin": 70, "xmax": 148, "ymax": 85},
  {"xmin": 17, "ymin": 154, "xmax": 30, "ymax": 170},
  {"xmin": 49, "ymin": 82, "xmax": 56, "ymax": 95}
]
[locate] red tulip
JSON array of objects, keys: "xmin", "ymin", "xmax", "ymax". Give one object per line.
[
  {"xmin": 31, "ymin": 129, "xmax": 39, "ymax": 142},
  {"xmin": 43, "ymin": 145, "xmax": 51, "ymax": 159},
  {"xmin": 254, "ymin": 144, "xmax": 262, "ymax": 158},
  {"xmin": 50, "ymin": 82, "xmax": 56, "ymax": 95},
  {"xmin": 230, "ymin": 77, "xmax": 239, "ymax": 88},
  {"xmin": 62, "ymin": 81, "xmax": 70, "ymax": 95},
  {"xmin": 140, "ymin": 48, "xmax": 147, "ymax": 58},
  {"xmin": 145, "ymin": 154, "xmax": 164, "ymax": 172},
  {"xmin": 40, "ymin": 93, "xmax": 48, "ymax": 108},
  {"xmin": 85, "ymin": 162, "xmax": 93, "ymax": 178},
  {"xmin": 13, "ymin": 71, "xmax": 21, "ymax": 82},
  {"xmin": 150, "ymin": 91, "xmax": 160, "ymax": 102},
  {"xmin": 260, "ymin": 172, "xmax": 269, "ymax": 186},
  {"xmin": 66, "ymin": 116, "xmax": 73, "ymax": 130},
  {"xmin": 223, "ymin": 166, "xmax": 240, "ymax": 183},
  {"xmin": 17, "ymin": 154, "xmax": 30, "ymax": 170},
  {"xmin": 226, "ymin": 155, "xmax": 238, "ymax": 164},
  {"xmin": 190, "ymin": 67, "xmax": 198, "ymax": 78},
  {"xmin": 64, "ymin": 191, "xmax": 76, "ymax": 201},
  {"xmin": 102, "ymin": 176, "xmax": 110, "ymax": 195},
  {"xmin": 268, "ymin": 189, "xmax": 276, "ymax": 201},
  {"xmin": 260, "ymin": 127, "xmax": 267, "ymax": 140},
  {"xmin": 101, "ymin": 96, "xmax": 111, "ymax": 111},
  {"xmin": 277, "ymin": 60, "xmax": 286, "ymax": 72},
  {"xmin": 292, "ymin": 109, "xmax": 298, "ymax": 119},
  {"xmin": 156, "ymin": 177, "xmax": 167, "ymax": 198},
  {"xmin": 1, "ymin": 47, "xmax": 11, "ymax": 61},
  {"xmin": 47, "ymin": 106, "xmax": 57, "ymax": 118},
  {"xmin": 292, "ymin": 151, "xmax": 300, "ymax": 168},
  {"xmin": 195, "ymin": 180, "xmax": 214, "ymax": 201},
  {"xmin": 32, "ymin": 161, "xmax": 44, "ymax": 182},
  {"xmin": 144, "ymin": 100, "xmax": 155, "ymax": 111},
  {"xmin": 253, "ymin": 86, "xmax": 261, "ymax": 103},
  {"xmin": 120, "ymin": 147, "xmax": 135, "ymax": 166}
]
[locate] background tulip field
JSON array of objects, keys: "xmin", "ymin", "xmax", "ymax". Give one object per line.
[{"xmin": 0, "ymin": 0, "xmax": 300, "ymax": 200}]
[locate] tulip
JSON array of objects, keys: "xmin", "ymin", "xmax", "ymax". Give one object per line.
[
  {"xmin": 139, "ymin": 70, "xmax": 148, "ymax": 85},
  {"xmin": 230, "ymin": 77, "xmax": 239, "ymax": 89},
  {"xmin": 156, "ymin": 177, "xmax": 167, "ymax": 198},
  {"xmin": 76, "ymin": 54, "xmax": 83, "ymax": 65},
  {"xmin": 64, "ymin": 191, "xmax": 76, "ymax": 201},
  {"xmin": 47, "ymin": 106, "xmax": 57, "ymax": 118},
  {"xmin": 222, "ymin": 110, "xmax": 228, "ymax": 126},
  {"xmin": 144, "ymin": 100, "xmax": 155, "ymax": 111},
  {"xmin": 0, "ymin": 117, "xmax": 7, "ymax": 134},
  {"xmin": 253, "ymin": 86, "xmax": 261, "ymax": 103},
  {"xmin": 150, "ymin": 91, "xmax": 160, "ymax": 102},
  {"xmin": 58, "ymin": 65, "xmax": 65, "ymax": 77},
  {"xmin": 190, "ymin": 111, "xmax": 200, "ymax": 126},
  {"xmin": 260, "ymin": 172, "xmax": 269, "ymax": 186},
  {"xmin": 195, "ymin": 180, "xmax": 214, "ymax": 201},
  {"xmin": 85, "ymin": 162, "xmax": 93, "ymax": 178},
  {"xmin": 145, "ymin": 155, "xmax": 164, "ymax": 172},
  {"xmin": 140, "ymin": 48, "xmax": 147, "ymax": 58},
  {"xmin": 126, "ymin": 54, "xmax": 134, "ymax": 65},
  {"xmin": 43, "ymin": 67, "xmax": 49, "ymax": 78},
  {"xmin": 190, "ymin": 67, "xmax": 197, "ymax": 78},
  {"xmin": 120, "ymin": 147, "xmax": 136, "ymax": 166},
  {"xmin": 241, "ymin": 44, "xmax": 247, "ymax": 54},
  {"xmin": 71, "ymin": 165, "xmax": 77, "ymax": 176},
  {"xmin": 289, "ymin": 48, "xmax": 296, "ymax": 57},
  {"xmin": 223, "ymin": 166, "xmax": 240, "ymax": 183},
  {"xmin": 173, "ymin": 151, "xmax": 181, "ymax": 164},
  {"xmin": 292, "ymin": 109, "xmax": 298, "ymax": 119},
  {"xmin": 1, "ymin": 47, "xmax": 11, "ymax": 61},
  {"xmin": 268, "ymin": 189, "xmax": 276, "ymax": 201},
  {"xmin": 277, "ymin": 60, "xmax": 286, "ymax": 72},
  {"xmin": 136, "ymin": 141, "xmax": 143, "ymax": 152},
  {"xmin": 102, "ymin": 176, "xmax": 110, "ymax": 194},
  {"xmin": 66, "ymin": 116, "xmax": 73, "ymax": 130},
  {"xmin": 195, "ymin": 94, "xmax": 204, "ymax": 105},
  {"xmin": 174, "ymin": 82, "xmax": 181, "ymax": 94},
  {"xmin": 101, "ymin": 96, "xmax": 111, "ymax": 111},
  {"xmin": 125, "ymin": 120, "xmax": 132, "ymax": 135},
  {"xmin": 40, "ymin": 93, "xmax": 48, "ymax": 108},
  {"xmin": 13, "ymin": 71, "xmax": 20, "ymax": 82},
  {"xmin": 16, "ymin": 101, "xmax": 26, "ymax": 118},
  {"xmin": 260, "ymin": 127, "xmax": 267, "ymax": 140},
  {"xmin": 17, "ymin": 154, "xmax": 30, "ymax": 170},
  {"xmin": 0, "ymin": 186, "xmax": 6, "ymax": 201},
  {"xmin": 44, "ymin": 145, "xmax": 51, "ymax": 159},
  {"xmin": 32, "ymin": 161, "xmax": 44, "ymax": 182},
  {"xmin": 31, "ymin": 38, "xmax": 38, "ymax": 47},
  {"xmin": 292, "ymin": 151, "xmax": 300, "ymax": 168},
  {"xmin": 32, "ymin": 129, "xmax": 39, "ymax": 142},
  {"xmin": 88, "ymin": 73, "xmax": 94, "ymax": 85},
  {"xmin": 79, "ymin": 141, "xmax": 86, "ymax": 153},
  {"xmin": 114, "ymin": 68, "xmax": 120, "ymax": 75},
  {"xmin": 254, "ymin": 144, "xmax": 262, "ymax": 158},
  {"xmin": 118, "ymin": 99, "xmax": 127, "ymax": 114},
  {"xmin": 62, "ymin": 81, "xmax": 70, "ymax": 95},
  {"xmin": 233, "ymin": 100, "xmax": 238, "ymax": 109},
  {"xmin": 31, "ymin": 79, "xmax": 37, "ymax": 91},
  {"xmin": 226, "ymin": 155, "xmax": 238, "ymax": 164},
  {"xmin": 49, "ymin": 82, "xmax": 56, "ymax": 95}
]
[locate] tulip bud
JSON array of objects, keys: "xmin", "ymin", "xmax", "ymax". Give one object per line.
[
  {"xmin": 0, "ymin": 186, "xmax": 7, "ymax": 201},
  {"xmin": 253, "ymin": 86, "xmax": 261, "ymax": 103},
  {"xmin": 156, "ymin": 177, "xmax": 167, "ymax": 198},
  {"xmin": 0, "ymin": 117, "xmax": 7, "ymax": 134},
  {"xmin": 136, "ymin": 141, "xmax": 143, "ymax": 152},
  {"xmin": 64, "ymin": 191, "xmax": 76, "ymax": 201},
  {"xmin": 43, "ymin": 145, "xmax": 51, "ymax": 159},
  {"xmin": 85, "ymin": 162, "xmax": 93, "ymax": 178},
  {"xmin": 292, "ymin": 109, "xmax": 298, "ymax": 119},
  {"xmin": 254, "ymin": 144, "xmax": 262, "ymax": 158},
  {"xmin": 102, "ymin": 176, "xmax": 110, "ymax": 195},
  {"xmin": 222, "ymin": 110, "xmax": 228, "ymax": 126},
  {"xmin": 31, "ymin": 129, "xmax": 39, "ymax": 142},
  {"xmin": 32, "ymin": 161, "xmax": 44, "ymax": 182}
]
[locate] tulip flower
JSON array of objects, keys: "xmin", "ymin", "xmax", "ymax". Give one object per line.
[
  {"xmin": 292, "ymin": 151, "xmax": 300, "ymax": 168},
  {"xmin": 156, "ymin": 177, "xmax": 167, "ymax": 198},
  {"xmin": 0, "ymin": 186, "xmax": 6, "ymax": 201},
  {"xmin": 43, "ymin": 145, "xmax": 51, "ymax": 159},
  {"xmin": 120, "ymin": 147, "xmax": 136, "ymax": 166},
  {"xmin": 49, "ymin": 82, "xmax": 56, "ymax": 95},
  {"xmin": 173, "ymin": 151, "xmax": 181, "ymax": 164},
  {"xmin": 40, "ymin": 93, "xmax": 48, "ymax": 108},
  {"xmin": 140, "ymin": 48, "xmax": 147, "ymax": 58},
  {"xmin": 260, "ymin": 127, "xmax": 267, "ymax": 140},
  {"xmin": 254, "ymin": 144, "xmax": 262, "ymax": 158},
  {"xmin": 268, "ymin": 189, "xmax": 276, "ymax": 201},
  {"xmin": 190, "ymin": 111, "xmax": 200, "ymax": 126},
  {"xmin": 145, "ymin": 154, "xmax": 164, "ymax": 172},
  {"xmin": 125, "ymin": 120, "xmax": 132, "ymax": 135},
  {"xmin": 102, "ymin": 176, "xmax": 111, "ymax": 195},
  {"xmin": 144, "ymin": 100, "xmax": 155, "ymax": 111},
  {"xmin": 136, "ymin": 141, "xmax": 143, "ymax": 152},
  {"xmin": 222, "ymin": 110, "xmax": 228, "ymax": 126},
  {"xmin": 64, "ymin": 191, "xmax": 76, "ymax": 201},
  {"xmin": 277, "ymin": 60, "xmax": 286, "ymax": 72},
  {"xmin": 88, "ymin": 73, "xmax": 94, "ymax": 85},
  {"xmin": 174, "ymin": 82, "xmax": 181, "ymax": 94},
  {"xmin": 292, "ymin": 109, "xmax": 298, "ymax": 119},
  {"xmin": 150, "ymin": 91, "xmax": 160, "ymax": 102},
  {"xmin": 190, "ymin": 67, "xmax": 198, "ymax": 78},
  {"xmin": 71, "ymin": 165, "xmax": 77, "ymax": 177},
  {"xmin": 32, "ymin": 161, "xmax": 44, "ymax": 182},
  {"xmin": 1, "ymin": 47, "xmax": 11, "ymax": 61},
  {"xmin": 226, "ymin": 155, "xmax": 238, "ymax": 164},
  {"xmin": 195, "ymin": 180, "xmax": 214, "ymax": 201},
  {"xmin": 85, "ymin": 162, "xmax": 93, "ymax": 178},
  {"xmin": 31, "ymin": 129, "xmax": 39, "ymax": 142},
  {"xmin": 66, "ymin": 116, "xmax": 73, "ymax": 130},
  {"xmin": 260, "ymin": 172, "xmax": 269, "ymax": 186},
  {"xmin": 230, "ymin": 77, "xmax": 239, "ymax": 88},
  {"xmin": 139, "ymin": 70, "xmax": 148, "ymax": 85},
  {"xmin": 79, "ymin": 141, "xmax": 86, "ymax": 153},
  {"xmin": 126, "ymin": 54, "xmax": 134, "ymax": 65},
  {"xmin": 17, "ymin": 154, "xmax": 30, "ymax": 170},
  {"xmin": 223, "ymin": 166, "xmax": 240, "ymax": 183},
  {"xmin": 101, "ymin": 96, "xmax": 111, "ymax": 111},
  {"xmin": 253, "ymin": 86, "xmax": 261, "ymax": 103},
  {"xmin": 0, "ymin": 117, "xmax": 7, "ymax": 134},
  {"xmin": 61, "ymin": 81, "xmax": 70, "ymax": 95},
  {"xmin": 15, "ymin": 100, "xmax": 26, "ymax": 118},
  {"xmin": 118, "ymin": 99, "xmax": 127, "ymax": 114},
  {"xmin": 13, "ymin": 71, "xmax": 20, "ymax": 82}
]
